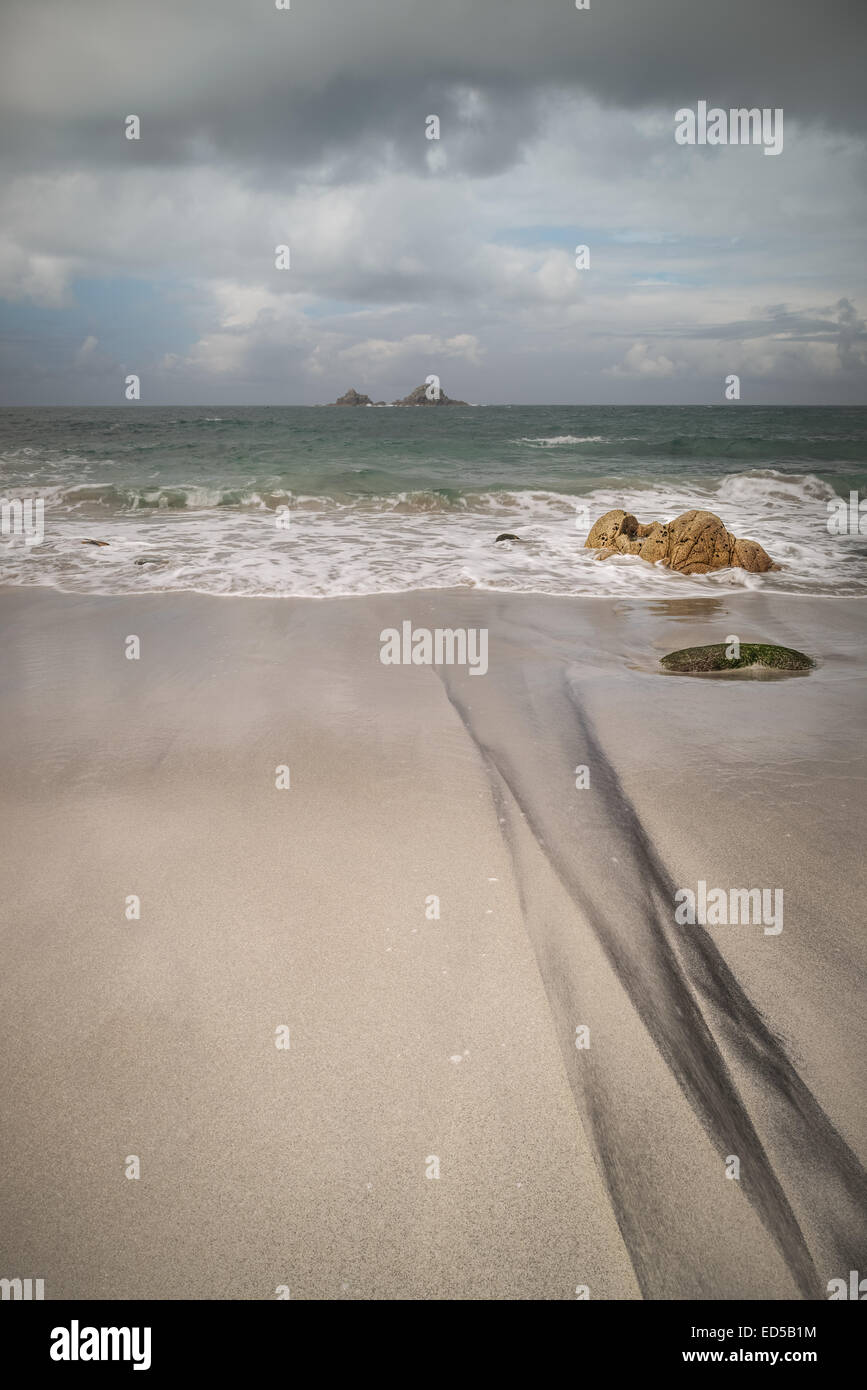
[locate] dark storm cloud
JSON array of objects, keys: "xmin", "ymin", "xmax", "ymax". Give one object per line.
[
  {"xmin": 2, "ymin": 0, "xmax": 865, "ymax": 405},
  {"xmin": 634, "ymin": 302, "xmax": 867, "ymax": 365},
  {"xmin": 0, "ymin": 0, "xmax": 865, "ymax": 180}
]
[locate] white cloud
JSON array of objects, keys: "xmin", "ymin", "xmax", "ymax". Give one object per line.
[
  {"xmin": 335, "ymin": 333, "xmax": 483, "ymax": 371},
  {"xmin": 0, "ymin": 75, "xmax": 864, "ymax": 401},
  {"xmin": 609, "ymin": 343, "xmax": 678, "ymax": 378},
  {"xmin": 74, "ymin": 334, "xmax": 98, "ymax": 364}
]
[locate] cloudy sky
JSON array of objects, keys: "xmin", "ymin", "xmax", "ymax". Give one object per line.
[{"xmin": 1, "ymin": 0, "xmax": 865, "ymax": 405}]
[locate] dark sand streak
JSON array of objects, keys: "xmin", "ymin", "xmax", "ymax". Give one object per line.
[
  {"xmin": 564, "ymin": 687, "xmax": 867, "ymax": 1284},
  {"xmin": 435, "ymin": 665, "xmax": 864, "ymax": 1299}
]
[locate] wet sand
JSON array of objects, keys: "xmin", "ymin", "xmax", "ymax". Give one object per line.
[{"xmin": 0, "ymin": 585, "xmax": 864, "ymax": 1299}]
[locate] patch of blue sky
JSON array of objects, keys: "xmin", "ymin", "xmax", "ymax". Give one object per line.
[
  {"xmin": 302, "ymin": 298, "xmax": 368, "ymax": 319},
  {"xmin": 0, "ymin": 276, "xmax": 200, "ymax": 361}
]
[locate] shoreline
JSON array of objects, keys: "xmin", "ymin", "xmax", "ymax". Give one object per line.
[{"xmin": 3, "ymin": 579, "xmax": 867, "ymax": 603}]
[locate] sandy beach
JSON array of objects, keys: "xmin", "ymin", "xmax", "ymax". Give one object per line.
[{"xmin": 0, "ymin": 584, "xmax": 865, "ymax": 1300}]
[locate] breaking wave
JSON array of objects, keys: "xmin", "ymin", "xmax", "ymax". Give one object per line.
[{"xmin": 1, "ymin": 470, "xmax": 863, "ymax": 599}]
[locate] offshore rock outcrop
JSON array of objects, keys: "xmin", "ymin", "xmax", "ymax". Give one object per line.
[
  {"xmin": 332, "ymin": 388, "xmax": 373, "ymax": 406},
  {"xmin": 328, "ymin": 383, "xmax": 469, "ymax": 406},
  {"xmin": 392, "ymin": 383, "xmax": 469, "ymax": 406}
]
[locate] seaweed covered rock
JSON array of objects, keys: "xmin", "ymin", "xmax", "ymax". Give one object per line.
[{"xmin": 660, "ymin": 642, "xmax": 814, "ymax": 673}]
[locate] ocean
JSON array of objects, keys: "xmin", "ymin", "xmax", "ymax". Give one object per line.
[{"xmin": 1, "ymin": 404, "xmax": 865, "ymax": 598}]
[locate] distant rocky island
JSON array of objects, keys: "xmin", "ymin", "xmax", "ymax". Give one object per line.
[{"xmin": 329, "ymin": 383, "xmax": 470, "ymax": 406}]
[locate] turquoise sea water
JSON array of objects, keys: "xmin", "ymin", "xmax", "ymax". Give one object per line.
[{"xmin": 1, "ymin": 405, "xmax": 865, "ymax": 596}]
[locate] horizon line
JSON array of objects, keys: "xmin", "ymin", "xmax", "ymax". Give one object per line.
[{"xmin": 1, "ymin": 401, "xmax": 864, "ymax": 410}]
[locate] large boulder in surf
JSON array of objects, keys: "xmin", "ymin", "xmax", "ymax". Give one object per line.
[
  {"xmin": 730, "ymin": 536, "xmax": 777, "ymax": 573},
  {"xmin": 666, "ymin": 509, "xmax": 733, "ymax": 574},
  {"xmin": 584, "ymin": 508, "xmax": 778, "ymax": 573},
  {"xmin": 584, "ymin": 510, "xmax": 644, "ymax": 555},
  {"xmin": 636, "ymin": 520, "xmax": 671, "ymax": 565}
]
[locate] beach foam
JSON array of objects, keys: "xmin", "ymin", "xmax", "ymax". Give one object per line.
[{"xmin": 0, "ymin": 471, "xmax": 863, "ymax": 598}]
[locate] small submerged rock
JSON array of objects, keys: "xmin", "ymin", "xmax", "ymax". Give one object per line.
[
  {"xmin": 134, "ymin": 556, "xmax": 167, "ymax": 566},
  {"xmin": 660, "ymin": 642, "xmax": 814, "ymax": 673},
  {"xmin": 495, "ymin": 532, "xmax": 522, "ymax": 543}
]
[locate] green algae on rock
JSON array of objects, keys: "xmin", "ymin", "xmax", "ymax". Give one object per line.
[{"xmin": 660, "ymin": 642, "xmax": 815, "ymax": 673}]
